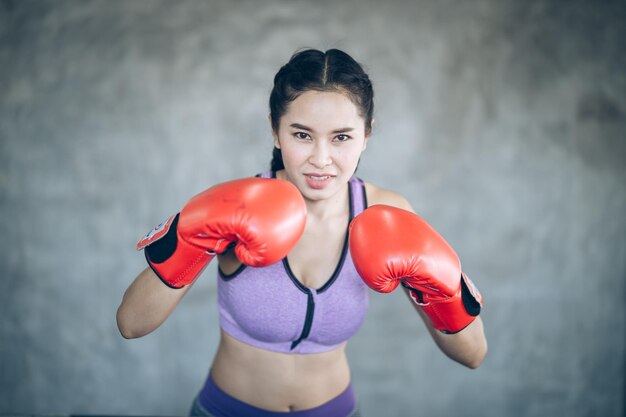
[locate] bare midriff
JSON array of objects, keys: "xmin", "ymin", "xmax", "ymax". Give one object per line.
[{"xmin": 210, "ymin": 330, "xmax": 351, "ymax": 412}]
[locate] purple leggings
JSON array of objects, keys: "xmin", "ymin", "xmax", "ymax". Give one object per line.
[{"xmin": 192, "ymin": 373, "xmax": 359, "ymax": 417}]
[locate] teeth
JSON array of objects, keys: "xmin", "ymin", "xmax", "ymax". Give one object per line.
[{"xmin": 309, "ymin": 175, "xmax": 330, "ymax": 181}]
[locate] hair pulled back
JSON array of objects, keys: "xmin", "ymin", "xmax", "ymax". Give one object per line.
[{"xmin": 269, "ymin": 48, "xmax": 374, "ymax": 172}]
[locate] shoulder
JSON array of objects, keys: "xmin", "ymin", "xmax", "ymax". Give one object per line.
[{"xmin": 363, "ymin": 181, "xmax": 415, "ymax": 213}]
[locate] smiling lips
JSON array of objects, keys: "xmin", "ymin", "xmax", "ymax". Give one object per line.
[{"xmin": 304, "ymin": 173, "xmax": 335, "ymax": 189}]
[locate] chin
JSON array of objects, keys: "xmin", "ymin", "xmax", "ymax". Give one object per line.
[{"xmin": 304, "ymin": 180, "xmax": 349, "ymax": 201}]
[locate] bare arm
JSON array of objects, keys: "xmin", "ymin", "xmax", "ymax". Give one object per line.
[
  {"xmin": 403, "ymin": 288, "xmax": 487, "ymax": 368},
  {"xmin": 365, "ymin": 182, "xmax": 488, "ymax": 368},
  {"xmin": 116, "ymin": 267, "xmax": 192, "ymax": 339}
]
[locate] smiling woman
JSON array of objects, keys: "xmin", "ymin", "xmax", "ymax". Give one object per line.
[
  {"xmin": 116, "ymin": 48, "xmax": 487, "ymax": 417},
  {"xmin": 274, "ymin": 90, "xmax": 368, "ymax": 200}
]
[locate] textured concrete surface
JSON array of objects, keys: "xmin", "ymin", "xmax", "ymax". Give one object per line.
[{"xmin": 1, "ymin": 0, "xmax": 625, "ymax": 416}]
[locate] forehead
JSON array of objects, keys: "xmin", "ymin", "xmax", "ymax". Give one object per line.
[{"xmin": 281, "ymin": 90, "xmax": 364, "ymax": 129}]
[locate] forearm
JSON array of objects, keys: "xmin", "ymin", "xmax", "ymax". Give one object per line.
[
  {"xmin": 407, "ymin": 289, "xmax": 487, "ymax": 368},
  {"xmin": 116, "ymin": 266, "xmax": 191, "ymax": 339}
]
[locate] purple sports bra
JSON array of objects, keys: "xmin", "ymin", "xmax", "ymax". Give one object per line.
[{"xmin": 217, "ymin": 172, "xmax": 370, "ymax": 354}]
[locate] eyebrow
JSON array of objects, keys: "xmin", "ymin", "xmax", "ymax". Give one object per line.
[{"xmin": 289, "ymin": 123, "xmax": 355, "ymax": 134}]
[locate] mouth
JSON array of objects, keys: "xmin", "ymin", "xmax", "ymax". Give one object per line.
[
  {"xmin": 304, "ymin": 173, "xmax": 335, "ymax": 189},
  {"xmin": 306, "ymin": 174, "xmax": 332, "ymax": 181}
]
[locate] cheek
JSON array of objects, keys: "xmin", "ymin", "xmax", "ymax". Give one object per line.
[
  {"xmin": 338, "ymin": 144, "xmax": 365, "ymax": 165},
  {"xmin": 279, "ymin": 143, "xmax": 306, "ymax": 167}
]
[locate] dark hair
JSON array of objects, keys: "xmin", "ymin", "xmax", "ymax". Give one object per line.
[{"xmin": 269, "ymin": 48, "xmax": 374, "ymax": 171}]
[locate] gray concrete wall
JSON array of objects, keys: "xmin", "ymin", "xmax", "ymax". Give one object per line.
[{"xmin": 1, "ymin": 1, "xmax": 624, "ymax": 416}]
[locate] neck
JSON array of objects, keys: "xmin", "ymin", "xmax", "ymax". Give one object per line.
[{"xmin": 304, "ymin": 185, "xmax": 350, "ymax": 222}]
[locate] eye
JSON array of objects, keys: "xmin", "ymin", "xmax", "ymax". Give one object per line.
[
  {"xmin": 295, "ymin": 132, "xmax": 311, "ymax": 140},
  {"xmin": 334, "ymin": 134, "xmax": 351, "ymax": 142}
]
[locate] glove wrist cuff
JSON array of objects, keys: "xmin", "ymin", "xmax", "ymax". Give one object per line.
[
  {"xmin": 407, "ymin": 273, "xmax": 483, "ymax": 334},
  {"xmin": 140, "ymin": 213, "xmax": 214, "ymax": 288},
  {"xmin": 146, "ymin": 240, "xmax": 214, "ymax": 288}
]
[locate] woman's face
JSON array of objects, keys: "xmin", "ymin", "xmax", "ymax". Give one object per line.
[{"xmin": 273, "ymin": 90, "xmax": 369, "ymax": 202}]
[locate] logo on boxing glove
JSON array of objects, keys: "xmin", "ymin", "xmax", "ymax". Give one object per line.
[{"xmin": 136, "ymin": 214, "xmax": 176, "ymax": 250}]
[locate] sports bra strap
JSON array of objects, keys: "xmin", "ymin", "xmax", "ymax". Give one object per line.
[{"xmin": 349, "ymin": 177, "xmax": 367, "ymax": 217}]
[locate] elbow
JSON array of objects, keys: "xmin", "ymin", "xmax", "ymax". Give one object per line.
[
  {"xmin": 118, "ymin": 325, "xmax": 138, "ymax": 340},
  {"xmin": 116, "ymin": 307, "xmax": 142, "ymax": 339},
  {"xmin": 116, "ymin": 316, "xmax": 135, "ymax": 339},
  {"xmin": 465, "ymin": 357, "xmax": 484, "ymax": 370},
  {"xmin": 464, "ymin": 341, "xmax": 488, "ymax": 370}
]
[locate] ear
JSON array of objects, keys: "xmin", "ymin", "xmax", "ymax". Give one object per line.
[
  {"xmin": 273, "ymin": 134, "xmax": 281, "ymax": 149},
  {"xmin": 363, "ymin": 118, "xmax": 374, "ymax": 151},
  {"xmin": 269, "ymin": 114, "xmax": 281, "ymax": 149}
]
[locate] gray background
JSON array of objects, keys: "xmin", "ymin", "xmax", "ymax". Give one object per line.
[{"xmin": 1, "ymin": 1, "xmax": 624, "ymax": 416}]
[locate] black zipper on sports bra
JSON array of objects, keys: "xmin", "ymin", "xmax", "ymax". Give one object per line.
[
  {"xmin": 286, "ymin": 178, "xmax": 364, "ymax": 350},
  {"xmin": 290, "ymin": 291, "xmax": 315, "ymax": 350}
]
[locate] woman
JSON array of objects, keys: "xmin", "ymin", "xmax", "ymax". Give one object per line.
[{"xmin": 117, "ymin": 48, "xmax": 487, "ymax": 417}]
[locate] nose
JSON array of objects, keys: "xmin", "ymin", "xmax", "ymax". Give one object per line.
[{"xmin": 309, "ymin": 140, "xmax": 332, "ymax": 168}]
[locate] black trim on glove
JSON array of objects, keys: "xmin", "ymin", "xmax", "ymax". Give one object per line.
[{"xmin": 145, "ymin": 214, "xmax": 180, "ymax": 264}]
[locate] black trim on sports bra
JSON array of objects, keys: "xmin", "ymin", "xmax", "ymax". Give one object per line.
[
  {"xmin": 317, "ymin": 183, "xmax": 355, "ymax": 294},
  {"xmin": 283, "ymin": 180, "xmax": 354, "ymax": 294},
  {"xmin": 283, "ymin": 260, "xmax": 310, "ymax": 294},
  {"xmin": 219, "ymin": 262, "xmax": 247, "ymax": 281}
]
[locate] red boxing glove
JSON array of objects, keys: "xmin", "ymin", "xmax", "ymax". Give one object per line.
[
  {"xmin": 349, "ymin": 205, "xmax": 482, "ymax": 333},
  {"xmin": 137, "ymin": 178, "xmax": 307, "ymax": 288}
]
